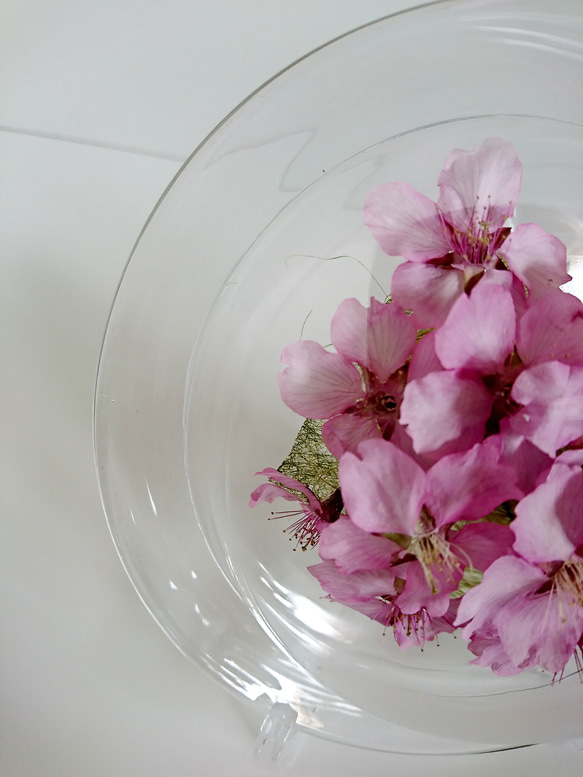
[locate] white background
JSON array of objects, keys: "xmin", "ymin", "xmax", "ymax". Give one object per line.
[{"xmin": 2, "ymin": 2, "xmax": 582, "ymax": 774}]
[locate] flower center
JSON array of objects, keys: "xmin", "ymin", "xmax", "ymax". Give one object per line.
[
  {"xmin": 553, "ymin": 560, "xmax": 583, "ymax": 607},
  {"xmin": 407, "ymin": 506, "xmax": 466, "ymax": 593},
  {"xmin": 442, "ymin": 199, "xmax": 511, "ymax": 266}
]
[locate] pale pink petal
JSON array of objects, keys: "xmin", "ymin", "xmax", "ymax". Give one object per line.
[
  {"xmin": 466, "ymin": 630, "xmax": 523, "ymax": 676},
  {"xmin": 557, "ymin": 448, "xmax": 583, "ymax": 466},
  {"xmin": 435, "ymin": 282, "xmax": 515, "ymax": 373},
  {"xmin": 424, "ymin": 439, "xmax": 522, "ymax": 527},
  {"xmin": 517, "ymin": 290, "xmax": 583, "ymax": 367},
  {"xmin": 476, "ymin": 266, "xmax": 528, "ymax": 321},
  {"xmin": 437, "ymin": 137, "xmax": 522, "ymax": 231},
  {"xmin": 317, "ymin": 517, "xmax": 399, "ymax": 574},
  {"xmin": 308, "ymin": 559, "xmax": 397, "ymax": 602},
  {"xmin": 496, "ymin": 581, "xmax": 583, "ymax": 674},
  {"xmin": 393, "ymin": 600, "xmax": 458, "ymax": 648},
  {"xmin": 363, "ymin": 182, "xmax": 450, "ymax": 261},
  {"xmin": 322, "ymin": 414, "xmax": 381, "ymax": 458},
  {"xmin": 330, "ymin": 297, "xmax": 416, "ymax": 382},
  {"xmin": 391, "ymin": 261, "xmax": 464, "ymax": 328},
  {"xmin": 348, "ymin": 597, "xmax": 397, "ymax": 627},
  {"xmin": 452, "ymin": 522, "xmax": 515, "ymax": 571},
  {"xmin": 499, "ymin": 223, "xmax": 570, "ymax": 299},
  {"xmin": 250, "ymin": 467, "xmax": 320, "ymax": 512},
  {"xmin": 510, "ymin": 363, "xmax": 583, "ymax": 456},
  {"xmin": 512, "ymin": 465, "xmax": 583, "ymax": 563},
  {"xmin": 407, "ymin": 330, "xmax": 443, "ymax": 382},
  {"xmin": 277, "ymin": 340, "xmax": 363, "ymax": 418},
  {"xmin": 400, "ymin": 372, "xmax": 491, "ymax": 457},
  {"xmin": 339, "ymin": 439, "xmax": 425, "ymax": 535},
  {"xmin": 512, "ymin": 360, "xmax": 571, "ymax": 404},
  {"xmin": 456, "ymin": 555, "xmax": 543, "ymax": 633}
]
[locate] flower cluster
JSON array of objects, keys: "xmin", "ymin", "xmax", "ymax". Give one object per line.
[{"xmin": 251, "ymin": 138, "xmax": 583, "ymax": 677}]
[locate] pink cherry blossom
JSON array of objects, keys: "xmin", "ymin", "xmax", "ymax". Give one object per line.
[
  {"xmin": 456, "ymin": 464, "xmax": 583, "ymax": 675},
  {"xmin": 250, "ymin": 468, "xmax": 343, "ymax": 549},
  {"xmin": 400, "ymin": 283, "xmax": 583, "ymax": 459},
  {"xmin": 364, "ymin": 138, "xmax": 569, "ymax": 326},
  {"xmin": 308, "ymin": 558, "xmax": 458, "ymax": 648},
  {"xmin": 337, "ymin": 439, "xmax": 519, "ymax": 616},
  {"xmin": 277, "ymin": 297, "xmax": 417, "ymax": 458}
]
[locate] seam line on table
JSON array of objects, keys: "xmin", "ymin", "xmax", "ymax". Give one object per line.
[{"xmin": 0, "ymin": 124, "xmax": 186, "ymax": 162}]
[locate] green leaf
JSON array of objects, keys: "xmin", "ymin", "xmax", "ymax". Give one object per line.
[
  {"xmin": 277, "ymin": 418, "xmax": 339, "ymax": 502},
  {"xmin": 450, "ymin": 566, "xmax": 484, "ymax": 599}
]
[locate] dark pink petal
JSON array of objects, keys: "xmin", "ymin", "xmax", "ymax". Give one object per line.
[
  {"xmin": 339, "ymin": 439, "xmax": 425, "ymax": 534},
  {"xmin": 497, "ymin": 425, "xmax": 552, "ymax": 495},
  {"xmin": 512, "ymin": 465, "xmax": 583, "ymax": 563},
  {"xmin": 452, "ymin": 522, "xmax": 515, "ymax": 571},
  {"xmin": 510, "ymin": 362, "xmax": 583, "ymax": 456},
  {"xmin": 499, "ymin": 223, "xmax": 570, "ymax": 299},
  {"xmin": 317, "ymin": 517, "xmax": 399, "ymax": 574},
  {"xmin": 437, "ymin": 138, "xmax": 522, "ymax": 231},
  {"xmin": 407, "ymin": 330, "xmax": 443, "ymax": 382},
  {"xmin": 363, "ymin": 182, "xmax": 449, "ymax": 261},
  {"xmin": 322, "ymin": 413, "xmax": 381, "ymax": 458},
  {"xmin": 400, "ymin": 371, "xmax": 491, "ymax": 457},
  {"xmin": 308, "ymin": 559, "xmax": 397, "ymax": 602},
  {"xmin": 435, "ymin": 282, "xmax": 515, "ymax": 373},
  {"xmin": 396, "ymin": 561, "xmax": 453, "ymax": 617},
  {"xmin": 250, "ymin": 467, "xmax": 320, "ymax": 512},
  {"xmin": 517, "ymin": 290, "xmax": 583, "ymax": 367},
  {"xmin": 330, "ymin": 297, "xmax": 416, "ymax": 382},
  {"xmin": 424, "ymin": 439, "xmax": 522, "ymax": 527},
  {"xmin": 391, "ymin": 261, "xmax": 464, "ymax": 328},
  {"xmin": 277, "ymin": 340, "xmax": 363, "ymax": 418}
]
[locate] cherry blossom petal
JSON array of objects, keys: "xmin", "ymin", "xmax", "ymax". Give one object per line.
[
  {"xmin": 435, "ymin": 282, "xmax": 515, "ymax": 373},
  {"xmin": 517, "ymin": 290, "xmax": 583, "ymax": 367},
  {"xmin": 396, "ymin": 561, "xmax": 453, "ymax": 617},
  {"xmin": 497, "ymin": 425, "xmax": 552, "ymax": 495},
  {"xmin": 437, "ymin": 138, "xmax": 522, "ymax": 231},
  {"xmin": 466, "ymin": 629, "xmax": 523, "ymax": 676},
  {"xmin": 277, "ymin": 340, "xmax": 363, "ymax": 418},
  {"xmin": 317, "ymin": 517, "xmax": 399, "ymax": 574},
  {"xmin": 456, "ymin": 555, "xmax": 544, "ymax": 634},
  {"xmin": 250, "ymin": 467, "xmax": 321, "ymax": 512},
  {"xmin": 308, "ymin": 559, "xmax": 397, "ymax": 602},
  {"xmin": 480, "ymin": 266, "xmax": 528, "ymax": 320},
  {"xmin": 499, "ymin": 223, "xmax": 570, "ymax": 299},
  {"xmin": 363, "ymin": 182, "xmax": 450, "ymax": 261},
  {"xmin": 512, "ymin": 465, "xmax": 583, "ymax": 563},
  {"xmin": 496, "ymin": 579, "xmax": 583, "ymax": 674},
  {"xmin": 322, "ymin": 414, "xmax": 381, "ymax": 458},
  {"xmin": 330, "ymin": 297, "xmax": 416, "ymax": 382},
  {"xmin": 400, "ymin": 371, "xmax": 491, "ymax": 457},
  {"xmin": 510, "ymin": 362, "xmax": 583, "ymax": 457},
  {"xmin": 391, "ymin": 261, "xmax": 464, "ymax": 328},
  {"xmin": 407, "ymin": 330, "xmax": 443, "ymax": 382},
  {"xmin": 452, "ymin": 522, "xmax": 515, "ymax": 572},
  {"xmin": 424, "ymin": 440, "xmax": 522, "ymax": 527},
  {"xmin": 339, "ymin": 439, "xmax": 425, "ymax": 535}
]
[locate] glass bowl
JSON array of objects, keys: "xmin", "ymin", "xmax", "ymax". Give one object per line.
[{"xmin": 94, "ymin": 0, "xmax": 583, "ymax": 753}]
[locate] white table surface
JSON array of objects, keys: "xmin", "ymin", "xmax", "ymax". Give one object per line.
[{"xmin": 2, "ymin": 2, "xmax": 583, "ymax": 775}]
